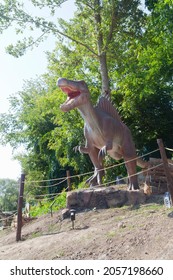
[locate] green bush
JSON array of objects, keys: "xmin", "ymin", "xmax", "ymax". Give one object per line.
[{"xmin": 30, "ymin": 191, "xmax": 66, "ymax": 217}]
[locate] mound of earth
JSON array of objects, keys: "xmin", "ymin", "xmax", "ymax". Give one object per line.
[{"xmin": 0, "ymin": 194, "xmax": 173, "ymax": 260}]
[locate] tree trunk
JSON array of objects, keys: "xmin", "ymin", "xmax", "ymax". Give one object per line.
[
  {"xmin": 94, "ymin": 0, "xmax": 110, "ymax": 96},
  {"xmin": 99, "ymin": 51, "xmax": 110, "ymax": 95}
]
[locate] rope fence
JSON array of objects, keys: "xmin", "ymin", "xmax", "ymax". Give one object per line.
[
  {"xmin": 20, "ymin": 148, "xmax": 164, "ymax": 203},
  {"xmin": 93, "ymin": 162, "xmax": 163, "ymax": 188},
  {"xmin": 1, "ymin": 146, "xmax": 169, "ymax": 213},
  {"xmin": 0, "ymin": 211, "xmax": 18, "ymax": 223},
  {"xmin": 0, "ymin": 159, "xmax": 165, "ymax": 224},
  {"xmin": 28, "ymin": 178, "xmax": 68, "ymax": 188},
  {"xmin": 18, "ymin": 161, "xmax": 163, "ymax": 203},
  {"xmin": 26, "ymin": 186, "xmax": 69, "ymax": 201},
  {"xmin": 166, "ymin": 147, "xmax": 173, "ymax": 152},
  {"xmin": 24, "ymin": 148, "xmax": 160, "ymax": 187},
  {"xmin": 1, "ymin": 141, "xmax": 173, "ymax": 237}
]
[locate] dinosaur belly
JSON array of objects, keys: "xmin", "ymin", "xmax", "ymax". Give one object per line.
[
  {"xmin": 92, "ymin": 133, "xmax": 105, "ymax": 149},
  {"xmin": 85, "ymin": 126, "xmax": 105, "ymax": 149}
]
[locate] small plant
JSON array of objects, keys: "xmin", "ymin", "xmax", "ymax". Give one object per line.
[
  {"xmin": 31, "ymin": 231, "xmax": 42, "ymax": 239},
  {"xmin": 77, "ymin": 180, "xmax": 88, "ymax": 190},
  {"xmin": 29, "ymin": 191, "xmax": 67, "ymax": 217},
  {"xmin": 107, "ymin": 230, "xmax": 117, "ymax": 238}
]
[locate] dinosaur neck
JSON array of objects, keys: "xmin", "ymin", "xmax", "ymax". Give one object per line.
[{"xmin": 77, "ymin": 101, "xmax": 99, "ymax": 130}]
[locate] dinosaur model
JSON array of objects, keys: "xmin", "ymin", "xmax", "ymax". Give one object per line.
[{"xmin": 57, "ymin": 78, "xmax": 148, "ymax": 190}]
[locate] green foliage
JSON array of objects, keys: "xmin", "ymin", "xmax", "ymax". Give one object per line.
[
  {"xmin": 145, "ymin": 0, "xmax": 159, "ymax": 11},
  {"xmin": 104, "ymin": 157, "xmax": 127, "ymax": 183},
  {"xmin": 111, "ymin": 0, "xmax": 173, "ymax": 152},
  {"xmin": 0, "ymin": 179, "xmax": 18, "ymax": 211},
  {"xmin": 29, "ymin": 191, "xmax": 66, "ymax": 217},
  {"xmin": 0, "ymin": 1, "xmax": 145, "ymax": 58}
]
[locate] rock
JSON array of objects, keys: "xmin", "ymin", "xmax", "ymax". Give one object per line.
[
  {"xmin": 66, "ymin": 186, "xmax": 146, "ymax": 210},
  {"xmin": 117, "ymin": 222, "xmax": 126, "ymax": 229},
  {"xmin": 105, "ymin": 188, "xmax": 127, "ymax": 208},
  {"xmin": 126, "ymin": 189, "xmax": 146, "ymax": 205},
  {"xmin": 61, "ymin": 208, "xmax": 70, "ymax": 219}
]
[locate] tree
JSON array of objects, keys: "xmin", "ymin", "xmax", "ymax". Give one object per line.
[
  {"xmin": 0, "ymin": 0, "xmax": 146, "ymax": 94},
  {"xmin": 1, "ymin": 0, "xmax": 173, "ymax": 189},
  {"xmin": 0, "ymin": 179, "xmax": 18, "ymax": 211},
  {"xmin": 145, "ymin": 0, "xmax": 159, "ymax": 11},
  {"xmin": 0, "ymin": 0, "xmax": 146, "ymax": 185},
  {"xmin": 112, "ymin": 0, "xmax": 173, "ymax": 153}
]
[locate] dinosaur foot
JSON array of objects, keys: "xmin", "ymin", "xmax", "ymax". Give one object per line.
[
  {"xmin": 85, "ymin": 168, "xmax": 104, "ymax": 188},
  {"xmin": 85, "ymin": 174, "xmax": 99, "ymax": 188},
  {"xmin": 128, "ymin": 183, "xmax": 140, "ymax": 191}
]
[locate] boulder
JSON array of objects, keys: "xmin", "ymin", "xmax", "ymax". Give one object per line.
[{"xmin": 66, "ymin": 185, "xmax": 146, "ymax": 210}]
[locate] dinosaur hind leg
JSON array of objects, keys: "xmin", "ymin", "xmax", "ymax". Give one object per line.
[
  {"xmin": 124, "ymin": 158, "xmax": 139, "ymax": 190},
  {"xmin": 86, "ymin": 147, "xmax": 104, "ymax": 187},
  {"xmin": 122, "ymin": 132, "xmax": 139, "ymax": 190}
]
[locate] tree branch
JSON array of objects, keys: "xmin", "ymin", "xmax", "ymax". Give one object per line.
[
  {"xmin": 3, "ymin": 12, "xmax": 98, "ymax": 58},
  {"xmin": 51, "ymin": 28, "xmax": 98, "ymax": 57},
  {"xmin": 105, "ymin": 0, "xmax": 118, "ymax": 50}
]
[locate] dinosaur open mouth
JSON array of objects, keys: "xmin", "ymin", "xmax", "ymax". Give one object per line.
[{"xmin": 60, "ymin": 86, "xmax": 81, "ymax": 99}]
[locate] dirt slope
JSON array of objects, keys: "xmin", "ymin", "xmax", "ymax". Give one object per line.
[{"xmin": 0, "ymin": 195, "xmax": 173, "ymax": 260}]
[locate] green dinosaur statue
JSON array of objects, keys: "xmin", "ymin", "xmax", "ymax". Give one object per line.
[{"xmin": 57, "ymin": 78, "xmax": 147, "ymax": 189}]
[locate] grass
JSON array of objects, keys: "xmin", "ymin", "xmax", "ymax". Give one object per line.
[
  {"xmin": 107, "ymin": 230, "xmax": 117, "ymax": 238},
  {"xmin": 30, "ymin": 191, "xmax": 66, "ymax": 217},
  {"xmin": 30, "ymin": 231, "xmax": 42, "ymax": 239}
]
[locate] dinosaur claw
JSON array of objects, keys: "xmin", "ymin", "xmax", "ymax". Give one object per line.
[
  {"xmin": 85, "ymin": 175, "xmax": 98, "ymax": 187},
  {"xmin": 98, "ymin": 146, "xmax": 107, "ymax": 162},
  {"xmin": 128, "ymin": 183, "xmax": 139, "ymax": 190},
  {"xmin": 85, "ymin": 167, "xmax": 105, "ymax": 187},
  {"xmin": 73, "ymin": 146, "xmax": 79, "ymax": 153}
]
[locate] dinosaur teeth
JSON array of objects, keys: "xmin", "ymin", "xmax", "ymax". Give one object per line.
[{"xmin": 59, "ymin": 85, "xmax": 81, "ymax": 99}]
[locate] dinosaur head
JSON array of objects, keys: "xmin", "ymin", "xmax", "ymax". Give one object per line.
[{"xmin": 57, "ymin": 78, "xmax": 90, "ymax": 112}]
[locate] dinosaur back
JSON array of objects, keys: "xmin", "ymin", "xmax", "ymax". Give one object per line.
[{"xmin": 95, "ymin": 95, "xmax": 122, "ymax": 121}]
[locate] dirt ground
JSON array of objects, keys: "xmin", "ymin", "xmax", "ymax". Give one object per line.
[{"xmin": 0, "ymin": 194, "xmax": 173, "ymax": 260}]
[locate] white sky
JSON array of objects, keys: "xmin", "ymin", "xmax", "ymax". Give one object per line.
[{"xmin": 0, "ymin": 0, "xmax": 75, "ymax": 180}]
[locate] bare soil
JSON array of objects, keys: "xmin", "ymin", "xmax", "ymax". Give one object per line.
[{"xmin": 0, "ymin": 194, "xmax": 173, "ymax": 260}]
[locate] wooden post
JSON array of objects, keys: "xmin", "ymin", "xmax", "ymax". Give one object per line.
[
  {"xmin": 50, "ymin": 200, "xmax": 56, "ymax": 217},
  {"xmin": 50, "ymin": 205, "xmax": 53, "ymax": 218},
  {"xmin": 16, "ymin": 174, "xmax": 25, "ymax": 242},
  {"xmin": 157, "ymin": 139, "xmax": 173, "ymax": 202},
  {"xmin": 66, "ymin": 170, "xmax": 71, "ymax": 191}
]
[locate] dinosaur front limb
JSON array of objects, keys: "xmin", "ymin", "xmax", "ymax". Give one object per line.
[
  {"xmin": 73, "ymin": 138, "xmax": 91, "ymax": 154},
  {"xmin": 73, "ymin": 145, "xmax": 90, "ymax": 154}
]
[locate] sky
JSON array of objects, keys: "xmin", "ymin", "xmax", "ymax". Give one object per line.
[{"xmin": 0, "ymin": 0, "xmax": 75, "ymax": 180}]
